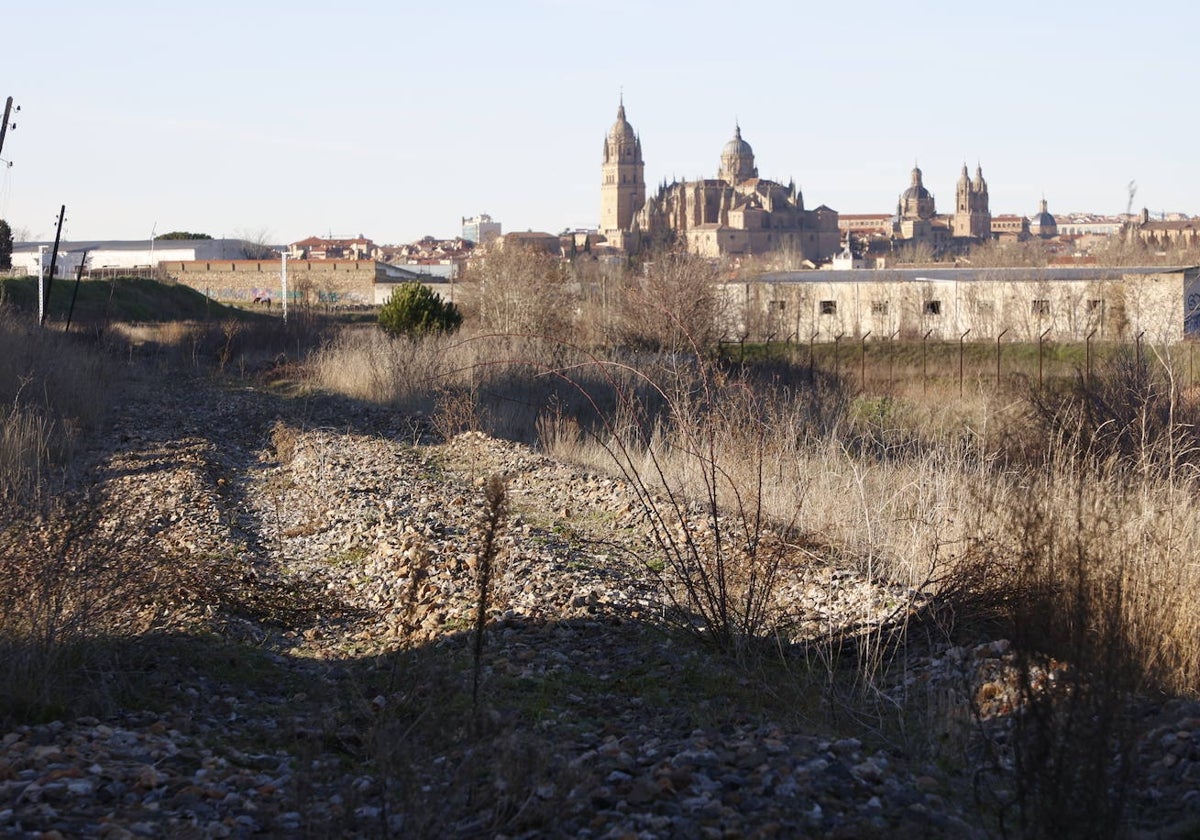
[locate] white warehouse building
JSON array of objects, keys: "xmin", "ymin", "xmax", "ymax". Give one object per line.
[
  {"xmin": 726, "ymin": 266, "xmax": 1200, "ymax": 345},
  {"xmin": 8, "ymin": 239, "xmax": 263, "ymax": 278}
]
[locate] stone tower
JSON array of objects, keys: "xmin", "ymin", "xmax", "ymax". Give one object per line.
[
  {"xmin": 600, "ymin": 98, "xmax": 645, "ymax": 240},
  {"xmin": 719, "ymin": 124, "xmax": 758, "ymax": 184},
  {"xmin": 953, "ymin": 163, "xmax": 991, "ymax": 239}
]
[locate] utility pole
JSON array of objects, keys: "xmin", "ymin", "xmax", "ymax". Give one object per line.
[
  {"xmin": 42, "ymin": 206, "xmax": 65, "ymax": 327},
  {"xmin": 0, "ymin": 97, "xmax": 17, "ymax": 160}
]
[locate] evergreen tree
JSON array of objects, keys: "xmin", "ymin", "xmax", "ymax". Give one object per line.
[
  {"xmin": 0, "ymin": 220, "xmax": 11, "ymax": 270},
  {"xmin": 378, "ymin": 281, "xmax": 462, "ymax": 336}
]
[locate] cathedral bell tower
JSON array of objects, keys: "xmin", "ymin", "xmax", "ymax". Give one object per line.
[
  {"xmin": 600, "ymin": 98, "xmax": 645, "ymax": 241},
  {"xmin": 953, "ymin": 163, "xmax": 991, "ymax": 239}
]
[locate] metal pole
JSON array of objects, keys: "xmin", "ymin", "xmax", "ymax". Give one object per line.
[
  {"xmin": 1086, "ymin": 329, "xmax": 1097, "ymax": 387},
  {"xmin": 809, "ymin": 330, "xmax": 818, "ymax": 382},
  {"xmin": 959, "ymin": 329, "xmax": 970, "ymax": 397},
  {"xmin": 64, "ymin": 250, "xmax": 88, "ymax": 334},
  {"xmin": 922, "ymin": 329, "xmax": 933, "ymax": 395},
  {"xmin": 889, "ymin": 330, "xmax": 898, "ymax": 389},
  {"xmin": 834, "ymin": 333, "xmax": 843, "ymax": 380},
  {"xmin": 860, "ymin": 331, "xmax": 871, "ymax": 391},
  {"xmin": 996, "ymin": 328, "xmax": 1009, "ymax": 391},
  {"xmin": 1039, "ymin": 328, "xmax": 1051, "ymax": 387}
]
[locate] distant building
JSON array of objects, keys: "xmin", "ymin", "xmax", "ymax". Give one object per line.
[
  {"xmin": 1056, "ymin": 216, "xmax": 1125, "ymax": 237},
  {"xmin": 951, "ymin": 164, "xmax": 992, "ymax": 240},
  {"xmin": 1127, "ymin": 208, "xmax": 1200, "ymax": 250},
  {"xmin": 462, "ymin": 214, "xmax": 501, "ymax": 246},
  {"xmin": 729, "ymin": 266, "xmax": 1200, "ymax": 344},
  {"xmin": 838, "ymin": 214, "xmax": 893, "ymax": 237},
  {"xmin": 891, "ymin": 163, "xmax": 991, "ymax": 252},
  {"xmin": 380, "ymin": 235, "xmax": 475, "ymax": 280},
  {"xmin": 991, "ymin": 215, "xmax": 1031, "ymax": 242},
  {"xmin": 600, "ymin": 101, "xmax": 840, "ymax": 262},
  {"xmin": 493, "ymin": 231, "xmax": 562, "ymax": 255},
  {"xmin": 1029, "ymin": 198, "xmax": 1058, "ymax": 239},
  {"xmin": 288, "ymin": 235, "xmax": 377, "ymax": 261},
  {"xmin": 8, "ymin": 238, "xmax": 254, "ymax": 278}
]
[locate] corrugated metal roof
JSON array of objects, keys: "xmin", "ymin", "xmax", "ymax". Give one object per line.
[{"xmin": 752, "ymin": 266, "xmax": 1194, "ymax": 285}]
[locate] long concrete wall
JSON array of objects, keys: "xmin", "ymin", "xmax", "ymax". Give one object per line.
[{"xmin": 722, "ymin": 271, "xmax": 1200, "ymax": 344}]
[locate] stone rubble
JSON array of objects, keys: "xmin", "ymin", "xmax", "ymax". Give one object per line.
[{"xmin": 1, "ymin": 370, "xmax": 1197, "ymax": 838}]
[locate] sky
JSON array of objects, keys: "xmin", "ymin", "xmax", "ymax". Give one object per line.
[{"xmin": 2, "ymin": 1, "xmax": 1197, "ymax": 244}]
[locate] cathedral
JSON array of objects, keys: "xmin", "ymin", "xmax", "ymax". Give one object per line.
[
  {"xmin": 600, "ymin": 101, "xmax": 841, "ymax": 262},
  {"xmin": 891, "ymin": 163, "xmax": 992, "ymax": 252}
]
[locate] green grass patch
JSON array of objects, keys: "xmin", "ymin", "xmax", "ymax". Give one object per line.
[{"xmin": 0, "ymin": 275, "xmax": 264, "ymax": 324}]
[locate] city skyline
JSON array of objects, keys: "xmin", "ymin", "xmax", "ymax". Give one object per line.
[{"xmin": 2, "ymin": 1, "xmax": 1196, "ymax": 244}]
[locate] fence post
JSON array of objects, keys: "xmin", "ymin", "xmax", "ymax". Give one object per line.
[
  {"xmin": 809, "ymin": 330, "xmax": 818, "ymax": 383},
  {"xmin": 860, "ymin": 331, "xmax": 871, "ymax": 392},
  {"xmin": 1086, "ymin": 329, "xmax": 1097, "ymax": 386},
  {"xmin": 1038, "ymin": 328, "xmax": 1051, "ymax": 387},
  {"xmin": 834, "ymin": 332, "xmax": 844, "ymax": 380},
  {"xmin": 922, "ymin": 329, "xmax": 933, "ymax": 395},
  {"xmin": 889, "ymin": 330, "xmax": 899, "ymax": 389},
  {"xmin": 959, "ymin": 329, "xmax": 970, "ymax": 397},
  {"xmin": 996, "ymin": 327, "xmax": 1009, "ymax": 392}
]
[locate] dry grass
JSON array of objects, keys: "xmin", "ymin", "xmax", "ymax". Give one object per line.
[
  {"xmin": 304, "ymin": 324, "xmax": 1200, "ymax": 699},
  {"xmin": 0, "ymin": 305, "xmax": 113, "ymax": 502},
  {"xmin": 0, "ymin": 493, "xmax": 177, "ymax": 725}
]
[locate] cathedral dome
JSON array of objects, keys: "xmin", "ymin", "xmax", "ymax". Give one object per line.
[
  {"xmin": 719, "ymin": 125, "xmax": 757, "ymax": 183},
  {"xmin": 722, "ymin": 125, "xmax": 753, "ymax": 159},
  {"xmin": 901, "ymin": 166, "xmax": 932, "ymax": 202},
  {"xmin": 899, "ymin": 165, "xmax": 936, "ymax": 220},
  {"xmin": 1030, "ymin": 198, "xmax": 1057, "ymax": 237}
]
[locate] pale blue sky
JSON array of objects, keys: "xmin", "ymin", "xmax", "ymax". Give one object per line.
[{"xmin": 2, "ymin": 1, "xmax": 1196, "ymax": 243}]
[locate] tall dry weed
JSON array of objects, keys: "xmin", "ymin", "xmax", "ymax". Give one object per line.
[
  {"xmin": 0, "ymin": 494, "xmax": 175, "ymax": 724},
  {"xmin": 0, "ymin": 306, "xmax": 112, "ymax": 501}
]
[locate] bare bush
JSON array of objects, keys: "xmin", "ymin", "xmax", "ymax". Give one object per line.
[
  {"xmin": 458, "ymin": 245, "xmax": 576, "ymax": 338},
  {"xmin": 618, "ymin": 250, "xmax": 723, "ymax": 352},
  {"xmin": 1018, "ymin": 347, "xmax": 1197, "ymax": 474}
]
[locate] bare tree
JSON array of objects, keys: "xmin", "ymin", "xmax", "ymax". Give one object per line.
[
  {"xmin": 233, "ymin": 227, "xmax": 277, "ymax": 260},
  {"xmin": 458, "ymin": 244, "xmax": 576, "ymax": 337},
  {"xmin": 619, "ymin": 249, "xmax": 724, "ymax": 352}
]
